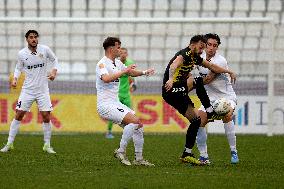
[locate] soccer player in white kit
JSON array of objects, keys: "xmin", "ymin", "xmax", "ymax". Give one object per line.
[
  {"xmin": 0, "ymin": 30, "xmax": 58, "ymax": 154},
  {"xmin": 96, "ymin": 37, "xmax": 155, "ymax": 166},
  {"xmin": 196, "ymin": 33, "xmax": 239, "ymax": 164}
]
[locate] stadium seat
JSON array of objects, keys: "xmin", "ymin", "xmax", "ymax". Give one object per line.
[
  {"xmin": 165, "ymin": 36, "xmax": 180, "ymax": 49},
  {"xmin": 216, "ymin": 11, "xmax": 231, "ymax": 18},
  {"xmin": 183, "ymin": 24, "xmax": 199, "ymax": 36},
  {"xmin": 201, "ymin": 11, "xmax": 216, "ymax": 17},
  {"xmin": 7, "ymin": 0, "xmax": 21, "ymax": 10},
  {"xmin": 55, "ymin": 10, "xmax": 70, "ymax": 17},
  {"xmin": 55, "ymin": 23, "xmax": 70, "ymax": 34},
  {"xmin": 265, "ymin": 12, "xmax": 280, "ymax": 24},
  {"xmin": 150, "ymin": 36, "xmax": 165, "ymax": 48},
  {"xmin": 241, "ymin": 50, "xmax": 256, "ymax": 62},
  {"xmin": 164, "ymin": 49, "xmax": 177, "ymax": 61},
  {"xmin": 151, "ymin": 24, "xmax": 167, "ymax": 35},
  {"xmin": 257, "ymin": 50, "xmax": 270, "ymax": 62},
  {"xmin": 275, "ymin": 50, "xmax": 284, "ymax": 62},
  {"xmin": 214, "ymin": 24, "xmax": 230, "ymax": 36},
  {"xmin": 246, "ymin": 24, "xmax": 262, "ymax": 36},
  {"xmin": 154, "ymin": 0, "xmax": 169, "ymax": 11},
  {"xmin": 199, "ymin": 24, "xmax": 214, "ymax": 34},
  {"xmin": 86, "ymin": 48, "xmax": 101, "ymax": 61},
  {"xmin": 72, "ymin": 10, "xmax": 87, "ymax": 17},
  {"xmin": 0, "ymin": 61, "xmax": 8, "ymax": 73},
  {"xmin": 267, "ymin": 0, "xmax": 282, "ymax": 12},
  {"xmin": 104, "ymin": 10, "xmax": 119, "ymax": 17},
  {"xmin": 149, "ymin": 49, "xmax": 163, "ymax": 61},
  {"xmin": 169, "ymin": 11, "xmax": 183, "ymax": 17},
  {"xmin": 72, "ymin": 0, "xmax": 86, "ymax": 10},
  {"xmin": 276, "ymin": 38, "xmax": 284, "ymax": 49},
  {"xmin": 134, "ymin": 36, "xmax": 149, "ymax": 48},
  {"xmin": 170, "ymin": 0, "xmax": 185, "ymax": 11},
  {"xmin": 87, "ymin": 23, "xmax": 104, "ymax": 35},
  {"xmin": 249, "ymin": 11, "xmax": 263, "ymax": 17},
  {"xmin": 40, "ymin": 35, "xmax": 54, "ymax": 47},
  {"xmin": 0, "ymin": 48, "xmax": 7, "ymax": 60},
  {"xmin": 259, "ymin": 37, "xmax": 270, "ymax": 50},
  {"xmin": 133, "ymin": 49, "xmax": 148, "ymax": 61},
  {"xmin": 89, "ymin": 0, "xmax": 104, "ymax": 10},
  {"xmin": 8, "ymin": 48, "xmax": 19, "ymax": 59},
  {"xmin": 39, "ymin": 10, "xmax": 53, "ymax": 17},
  {"xmin": 121, "ymin": 0, "xmax": 136, "ymax": 10},
  {"xmin": 120, "ymin": 10, "xmax": 136, "ymax": 17},
  {"xmin": 7, "ymin": 10, "xmax": 21, "ymax": 17},
  {"xmin": 119, "ymin": 24, "xmax": 135, "ymax": 35},
  {"xmin": 0, "ymin": 35, "xmax": 7, "ymax": 47},
  {"xmin": 70, "ymin": 49, "xmax": 85, "ymax": 61},
  {"xmin": 39, "ymin": 0, "xmax": 53, "ymax": 10},
  {"xmin": 88, "ymin": 10, "xmax": 103, "ymax": 17},
  {"xmin": 153, "ymin": 11, "xmax": 168, "ymax": 17},
  {"xmin": 232, "ymin": 11, "xmax": 247, "ymax": 17},
  {"xmin": 55, "ymin": 35, "xmax": 70, "ymax": 48},
  {"xmin": 138, "ymin": 0, "xmax": 153, "ymax": 10},
  {"xmin": 251, "ymin": 0, "xmax": 265, "ymax": 12},
  {"xmin": 23, "ymin": 0, "xmax": 37, "ymax": 10},
  {"xmin": 218, "ymin": 0, "xmax": 233, "ymax": 11},
  {"xmin": 228, "ymin": 37, "xmax": 243, "ymax": 49},
  {"xmin": 103, "ymin": 23, "xmax": 119, "ymax": 35},
  {"xmin": 186, "ymin": 0, "xmax": 200, "ymax": 11},
  {"xmin": 7, "ymin": 36, "xmax": 21, "ymax": 48},
  {"xmin": 166, "ymin": 23, "xmax": 182, "ymax": 36},
  {"xmin": 202, "ymin": 0, "xmax": 217, "ymax": 11},
  {"xmin": 120, "ymin": 36, "xmax": 134, "ymax": 48},
  {"xmin": 230, "ymin": 24, "xmax": 245, "ymax": 36},
  {"xmin": 105, "ymin": 0, "xmax": 120, "ymax": 10},
  {"xmin": 234, "ymin": 0, "xmax": 249, "ymax": 11},
  {"xmin": 71, "ymin": 62, "xmax": 87, "ymax": 74},
  {"xmin": 243, "ymin": 37, "xmax": 259, "ymax": 49},
  {"xmin": 23, "ymin": 10, "xmax": 37, "ymax": 17},
  {"xmin": 86, "ymin": 36, "xmax": 101, "ymax": 48},
  {"xmin": 70, "ymin": 36, "xmax": 85, "ymax": 48},
  {"xmin": 56, "ymin": 48, "xmax": 70, "ymax": 61},
  {"xmin": 57, "ymin": 62, "xmax": 71, "ymax": 74},
  {"xmin": 56, "ymin": 0, "xmax": 70, "ymax": 10},
  {"xmin": 185, "ymin": 11, "xmax": 199, "ymax": 17},
  {"xmin": 137, "ymin": 10, "xmax": 152, "ymax": 17},
  {"xmin": 71, "ymin": 23, "xmax": 87, "ymax": 34},
  {"xmin": 136, "ymin": 24, "xmax": 151, "ymax": 35},
  {"xmin": 228, "ymin": 63, "xmax": 240, "ymax": 75}
]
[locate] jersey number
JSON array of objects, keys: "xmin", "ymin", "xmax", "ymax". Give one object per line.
[
  {"xmin": 117, "ymin": 108, "xmax": 124, "ymax": 112},
  {"xmin": 16, "ymin": 101, "xmax": 22, "ymax": 108}
]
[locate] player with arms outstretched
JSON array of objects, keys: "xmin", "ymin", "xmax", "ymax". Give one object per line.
[
  {"xmin": 162, "ymin": 35, "xmax": 236, "ymax": 165},
  {"xmin": 96, "ymin": 37, "xmax": 154, "ymax": 166},
  {"xmin": 1, "ymin": 30, "xmax": 58, "ymax": 154}
]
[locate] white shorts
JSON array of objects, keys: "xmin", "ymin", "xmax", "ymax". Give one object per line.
[
  {"xmin": 199, "ymin": 99, "xmax": 236, "ymax": 112},
  {"xmin": 97, "ymin": 101, "xmax": 135, "ymax": 124},
  {"xmin": 16, "ymin": 91, "xmax": 53, "ymax": 112}
]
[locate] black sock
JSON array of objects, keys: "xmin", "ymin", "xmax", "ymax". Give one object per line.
[
  {"xmin": 194, "ymin": 77, "xmax": 211, "ymax": 109},
  {"xmin": 185, "ymin": 117, "xmax": 201, "ymax": 150}
]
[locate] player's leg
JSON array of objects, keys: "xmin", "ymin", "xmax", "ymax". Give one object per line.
[
  {"xmin": 106, "ymin": 121, "xmax": 114, "ymax": 139},
  {"xmin": 180, "ymin": 105, "xmax": 202, "ymax": 165},
  {"xmin": 37, "ymin": 93, "xmax": 56, "ymax": 154},
  {"xmin": 1, "ymin": 92, "xmax": 33, "ymax": 152},
  {"xmin": 222, "ymin": 104, "xmax": 239, "ymax": 164}
]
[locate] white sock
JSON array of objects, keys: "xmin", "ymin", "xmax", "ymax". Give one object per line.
[
  {"xmin": 7, "ymin": 119, "xmax": 21, "ymax": 144},
  {"xmin": 196, "ymin": 127, "xmax": 208, "ymax": 158},
  {"xmin": 118, "ymin": 123, "xmax": 138, "ymax": 153},
  {"xmin": 224, "ymin": 121, "xmax": 237, "ymax": 152},
  {"xmin": 184, "ymin": 148, "xmax": 192, "ymax": 154},
  {"xmin": 133, "ymin": 128, "xmax": 144, "ymax": 161},
  {"xmin": 43, "ymin": 122, "xmax": 52, "ymax": 146}
]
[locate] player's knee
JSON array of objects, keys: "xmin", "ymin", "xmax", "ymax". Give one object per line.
[
  {"xmin": 15, "ymin": 110, "xmax": 26, "ymax": 121},
  {"xmin": 41, "ymin": 113, "xmax": 51, "ymax": 123},
  {"xmin": 189, "ymin": 116, "xmax": 201, "ymax": 129}
]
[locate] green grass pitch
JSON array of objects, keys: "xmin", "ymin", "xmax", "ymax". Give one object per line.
[{"xmin": 0, "ymin": 133, "xmax": 283, "ymax": 189}]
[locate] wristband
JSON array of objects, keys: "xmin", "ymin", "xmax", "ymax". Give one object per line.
[{"xmin": 142, "ymin": 70, "xmax": 147, "ymax": 75}]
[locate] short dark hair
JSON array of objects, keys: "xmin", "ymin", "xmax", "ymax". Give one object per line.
[
  {"xmin": 204, "ymin": 33, "xmax": 221, "ymax": 45},
  {"xmin": 190, "ymin": 35, "xmax": 206, "ymax": 44},
  {"xmin": 25, "ymin": 30, "xmax": 39, "ymax": 38},
  {"xmin": 103, "ymin": 37, "xmax": 121, "ymax": 50}
]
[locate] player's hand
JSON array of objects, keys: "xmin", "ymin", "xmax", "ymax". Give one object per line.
[
  {"xmin": 229, "ymin": 72, "xmax": 237, "ymax": 84},
  {"xmin": 164, "ymin": 79, "xmax": 173, "ymax": 92},
  {"xmin": 11, "ymin": 78, "xmax": 17, "ymax": 88},
  {"xmin": 143, "ymin": 68, "xmax": 155, "ymax": 76},
  {"xmin": 123, "ymin": 64, "xmax": 136, "ymax": 74},
  {"xmin": 47, "ymin": 72, "xmax": 56, "ymax": 81}
]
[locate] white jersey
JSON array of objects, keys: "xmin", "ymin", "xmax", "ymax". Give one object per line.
[
  {"xmin": 14, "ymin": 44, "xmax": 58, "ymax": 94},
  {"xmin": 198, "ymin": 51, "xmax": 236, "ymax": 103},
  {"xmin": 96, "ymin": 56, "xmax": 127, "ymax": 105}
]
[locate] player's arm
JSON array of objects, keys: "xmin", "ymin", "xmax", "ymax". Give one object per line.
[
  {"xmin": 202, "ymin": 59, "xmax": 236, "ymax": 83},
  {"xmin": 164, "ymin": 55, "xmax": 183, "ymax": 92},
  {"xmin": 12, "ymin": 53, "xmax": 24, "ymax": 88},
  {"xmin": 100, "ymin": 64, "xmax": 133, "ymax": 83},
  {"xmin": 203, "ymin": 71, "xmax": 216, "ymax": 85},
  {"xmin": 127, "ymin": 67, "xmax": 155, "ymax": 77},
  {"xmin": 46, "ymin": 46, "xmax": 58, "ymax": 81}
]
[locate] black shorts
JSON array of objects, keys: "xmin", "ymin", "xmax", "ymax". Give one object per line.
[{"xmin": 162, "ymin": 81, "xmax": 194, "ymax": 115}]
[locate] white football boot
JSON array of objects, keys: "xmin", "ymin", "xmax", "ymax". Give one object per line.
[
  {"xmin": 114, "ymin": 149, "xmax": 131, "ymax": 166},
  {"xmin": 43, "ymin": 144, "xmax": 56, "ymax": 154},
  {"xmin": 0, "ymin": 143, "xmax": 14, "ymax": 153}
]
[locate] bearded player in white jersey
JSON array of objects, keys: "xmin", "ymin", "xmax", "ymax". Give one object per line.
[
  {"xmin": 196, "ymin": 33, "xmax": 239, "ymax": 164},
  {"xmin": 96, "ymin": 37, "xmax": 155, "ymax": 166},
  {"xmin": 0, "ymin": 30, "xmax": 58, "ymax": 154}
]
